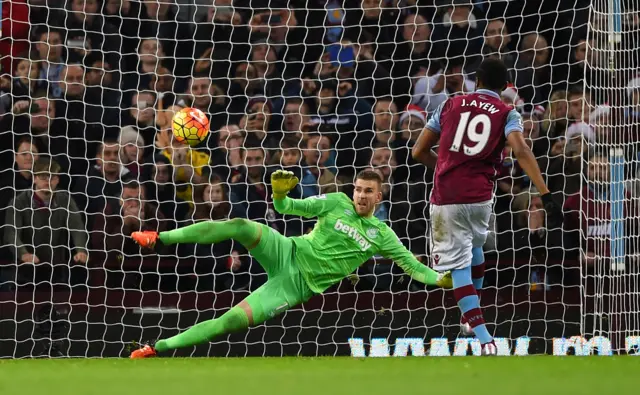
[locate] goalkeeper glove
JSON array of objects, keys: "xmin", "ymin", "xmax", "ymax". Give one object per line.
[
  {"xmin": 271, "ymin": 170, "xmax": 299, "ymax": 200},
  {"xmin": 541, "ymin": 193, "xmax": 563, "ymax": 229}
]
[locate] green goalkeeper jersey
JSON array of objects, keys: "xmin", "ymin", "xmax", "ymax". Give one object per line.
[{"xmin": 273, "ymin": 192, "xmax": 433, "ymax": 294}]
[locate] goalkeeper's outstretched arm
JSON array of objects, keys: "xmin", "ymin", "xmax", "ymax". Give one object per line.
[
  {"xmin": 271, "ymin": 170, "xmax": 337, "ymax": 218},
  {"xmin": 379, "ymin": 228, "xmax": 448, "ymax": 287}
]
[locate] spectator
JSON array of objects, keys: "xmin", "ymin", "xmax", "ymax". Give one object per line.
[
  {"xmin": 193, "ymin": 0, "xmax": 247, "ymax": 78},
  {"xmin": 496, "ymin": 189, "xmax": 564, "ymax": 283},
  {"xmin": 230, "ymin": 142, "xmax": 281, "ymax": 232},
  {"xmin": 567, "ymin": 86, "xmax": 592, "ymax": 124},
  {"xmin": 312, "ymin": 40, "xmax": 394, "ymax": 103},
  {"xmin": 388, "ymin": 13, "xmax": 433, "ymax": 109},
  {"xmin": 430, "ymin": 0, "xmax": 484, "ymax": 69},
  {"xmin": 568, "ymin": 37, "xmax": 589, "ymax": 87},
  {"xmin": 398, "ymin": 104, "xmax": 426, "ymax": 144},
  {"xmin": 150, "ymin": 66, "xmax": 175, "ymax": 107},
  {"xmin": 210, "ymin": 124, "xmax": 245, "ymax": 183},
  {"xmin": 191, "ymin": 173, "xmax": 250, "ymax": 291},
  {"xmin": 228, "ymin": 62, "xmax": 269, "ymax": 116},
  {"xmin": 370, "ymin": 144, "xmax": 428, "ymax": 256},
  {"xmin": 411, "ymin": 58, "xmax": 475, "ymax": 114},
  {"xmin": 273, "ymin": 136, "xmax": 303, "ymax": 171},
  {"xmin": 60, "ymin": 0, "xmax": 121, "ymax": 66},
  {"xmin": 514, "ymin": 33, "xmax": 552, "ymax": 105},
  {"xmin": 482, "ymin": 18, "xmax": 515, "ymax": 70},
  {"xmin": 8, "ymin": 53, "xmax": 41, "ymax": 105},
  {"xmin": 542, "ymin": 90, "xmax": 569, "ymax": 140},
  {"xmin": 626, "ymin": 77, "xmax": 640, "ymax": 121},
  {"xmin": 248, "ymin": 10, "xmax": 303, "ymax": 81},
  {"xmin": 161, "ymin": 135, "xmax": 211, "ymax": 207},
  {"xmin": 543, "ymin": 122, "xmax": 592, "ymax": 200},
  {"xmin": 124, "ymin": 38, "xmax": 167, "ymax": 91},
  {"xmin": 57, "ymin": 63, "xmax": 112, "ymax": 164},
  {"xmin": 369, "ymin": 146, "xmax": 396, "ymax": 223},
  {"xmin": 141, "ymin": 155, "xmax": 190, "ymax": 230},
  {"xmin": 154, "ymin": 104, "xmax": 184, "ymax": 153},
  {"xmin": 178, "ymin": 74, "xmax": 230, "ymax": 131},
  {"xmin": 91, "ymin": 180, "xmax": 167, "ymax": 259},
  {"xmin": 282, "ymin": 97, "xmax": 311, "ymax": 138},
  {"xmin": 84, "ymin": 56, "xmax": 121, "ymax": 124},
  {"xmin": 395, "ymin": 104, "xmax": 429, "ymax": 182},
  {"xmin": 344, "ymin": 0, "xmax": 397, "ymax": 66},
  {"xmin": 564, "ymin": 150, "xmax": 639, "ymax": 267},
  {"xmin": 371, "ymin": 96, "xmax": 399, "ymax": 147},
  {"xmin": 33, "ymin": 28, "xmax": 65, "ymax": 98},
  {"xmin": 355, "ymin": 96, "xmax": 401, "ymax": 169},
  {"xmin": 194, "ymin": 173, "xmax": 244, "ymax": 223},
  {"xmin": 118, "ymin": 126, "xmax": 146, "ymax": 178},
  {"xmin": 300, "ymin": 133, "xmax": 338, "ymax": 198},
  {"xmin": 4, "ymin": 93, "xmax": 77, "ymax": 187},
  {"xmin": 122, "ymin": 90, "xmax": 158, "ymax": 149},
  {"xmin": 72, "ymin": 139, "xmax": 130, "ymax": 228},
  {"xmin": 238, "ymin": 96, "xmax": 274, "ymax": 148},
  {"xmin": 0, "ymin": 138, "xmax": 40, "ymax": 208},
  {"xmin": 136, "ymin": 0, "xmax": 193, "ymax": 79},
  {"xmin": 3, "ymin": 159, "xmax": 88, "ymax": 289},
  {"xmin": 501, "ymin": 84, "xmax": 525, "ymax": 113},
  {"xmin": 305, "ymin": 78, "xmax": 373, "ymax": 174}
]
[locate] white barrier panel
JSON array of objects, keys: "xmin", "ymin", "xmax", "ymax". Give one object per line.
[
  {"xmin": 625, "ymin": 336, "xmax": 640, "ymax": 354},
  {"xmin": 552, "ymin": 336, "xmax": 612, "ymax": 356},
  {"xmin": 348, "ymin": 336, "xmax": 624, "ymax": 357}
]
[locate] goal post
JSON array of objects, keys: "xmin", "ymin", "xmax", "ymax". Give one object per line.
[{"xmin": 0, "ymin": 0, "xmax": 637, "ymax": 357}]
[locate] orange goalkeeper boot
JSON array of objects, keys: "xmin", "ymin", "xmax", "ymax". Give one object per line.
[
  {"xmin": 131, "ymin": 231, "xmax": 159, "ymax": 249},
  {"xmin": 130, "ymin": 344, "xmax": 157, "ymax": 359}
]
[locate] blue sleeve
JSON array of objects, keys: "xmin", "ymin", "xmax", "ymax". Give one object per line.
[
  {"xmin": 425, "ymin": 101, "xmax": 445, "ymax": 133},
  {"xmin": 504, "ymin": 109, "xmax": 524, "ymax": 137}
]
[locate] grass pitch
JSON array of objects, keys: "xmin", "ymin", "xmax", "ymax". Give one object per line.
[{"xmin": 0, "ymin": 357, "xmax": 637, "ymax": 395}]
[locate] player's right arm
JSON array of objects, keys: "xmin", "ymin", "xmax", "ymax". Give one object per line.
[
  {"xmin": 271, "ymin": 170, "xmax": 339, "ymax": 218},
  {"xmin": 505, "ymin": 110, "xmax": 562, "ymax": 225},
  {"xmin": 412, "ymin": 101, "xmax": 444, "ymax": 168}
]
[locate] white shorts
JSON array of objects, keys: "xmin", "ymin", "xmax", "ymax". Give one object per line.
[{"xmin": 429, "ymin": 201, "xmax": 492, "ymax": 271}]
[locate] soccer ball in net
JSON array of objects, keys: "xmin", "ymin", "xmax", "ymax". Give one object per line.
[{"xmin": 172, "ymin": 107, "xmax": 210, "ymax": 146}]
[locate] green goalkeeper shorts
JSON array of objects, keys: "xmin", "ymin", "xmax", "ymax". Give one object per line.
[{"xmin": 245, "ymin": 224, "xmax": 315, "ymax": 321}]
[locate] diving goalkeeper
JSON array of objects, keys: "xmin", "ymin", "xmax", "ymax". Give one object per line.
[{"xmin": 129, "ymin": 169, "xmax": 451, "ymax": 358}]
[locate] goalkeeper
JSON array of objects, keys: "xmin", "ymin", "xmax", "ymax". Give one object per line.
[{"xmin": 130, "ymin": 170, "xmax": 451, "ymax": 358}]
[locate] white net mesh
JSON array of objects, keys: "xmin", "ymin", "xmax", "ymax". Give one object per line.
[{"xmin": 0, "ymin": 0, "xmax": 636, "ymax": 357}]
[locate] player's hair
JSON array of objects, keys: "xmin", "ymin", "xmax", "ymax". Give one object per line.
[
  {"xmin": 15, "ymin": 137, "xmax": 37, "ymax": 151},
  {"xmin": 33, "ymin": 158, "xmax": 61, "ymax": 175},
  {"xmin": 98, "ymin": 138, "xmax": 120, "ymax": 155},
  {"xmin": 123, "ymin": 180, "xmax": 140, "ymax": 190},
  {"xmin": 487, "ymin": 17, "xmax": 507, "ymax": 26},
  {"xmin": 280, "ymin": 136, "xmax": 301, "ymax": 150},
  {"xmin": 476, "ymin": 58, "xmax": 509, "ymax": 91},
  {"xmin": 242, "ymin": 139, "xmax": 265, "ymax": 155},
  {"xmin": 355, "ymin": 169, "xmax": 383, "ymax": 189},
  {"xmin": 33, "ymin": 27, "xmax": 62, "ymax": 41}
]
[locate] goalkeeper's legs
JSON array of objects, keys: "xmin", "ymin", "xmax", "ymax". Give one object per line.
[
  {"xmin": 147, "ymin": 265, "xmax": 313, "ymax": 355},
  {"xmin": 131, "ymin": 222, "xmax": 313, "ymax": 357},
  {"xmin": 157, "ymin": 218, "xmax": 263, "ymax": 250}
]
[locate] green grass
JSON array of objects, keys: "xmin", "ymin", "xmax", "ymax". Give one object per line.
[{"xmin": 0, "ymin": 357, "xmax": 638, "ymax": 395}]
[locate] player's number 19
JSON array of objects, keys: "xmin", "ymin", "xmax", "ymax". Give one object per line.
[{"xmin": 450, "ymin": 111, "xmax": 492, "ymax": 156}]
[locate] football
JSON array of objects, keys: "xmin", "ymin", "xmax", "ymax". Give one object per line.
[{"xmin": 172, "ymin": 107, "xmax": 210, "ymax": 147}]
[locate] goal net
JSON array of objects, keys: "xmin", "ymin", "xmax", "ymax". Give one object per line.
[{"xmin": 0, "ymin": 0, "xmax": 635, "ymax": 357}]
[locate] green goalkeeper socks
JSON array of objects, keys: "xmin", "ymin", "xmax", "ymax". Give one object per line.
[
  {"xmin": 158, "ymin": 219, "xmax": 260, "ymax": 248},
  {"xmin": 155, "ymin": 306, "xmax": 249, "ymax": 352}
]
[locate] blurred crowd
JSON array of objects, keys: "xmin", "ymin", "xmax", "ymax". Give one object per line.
[{"xmin": 0, "ymin": 0, "xmax": 639, "ymax": 293}]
